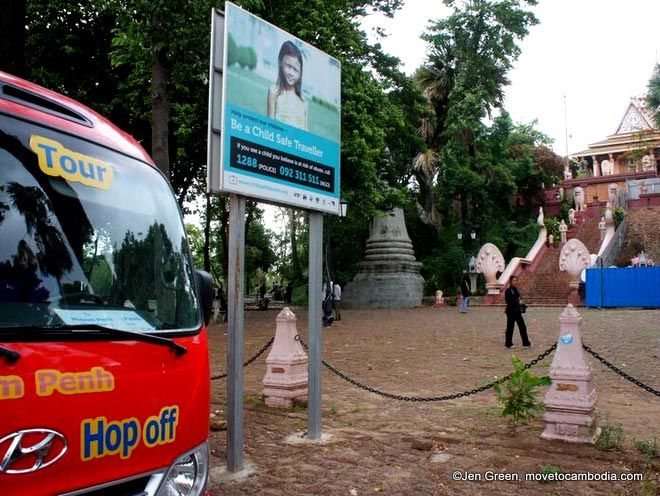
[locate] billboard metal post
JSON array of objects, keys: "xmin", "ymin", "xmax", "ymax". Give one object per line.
[
  {"xmin": 207, "ymin": 2, "xmax": 341, "ymax": 462},
  {"xmin": 207, "ymin": 8, "xmax": 224, "ymax": 192},
  {"xmin": 308, "ymin": 211, "xmax": 323, "ymax": 439},
  {"xmin": 226, "ymin": 193, "xmax": 246, "ymax": 471}
]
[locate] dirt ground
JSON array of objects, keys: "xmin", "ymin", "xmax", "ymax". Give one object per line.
[{"xmin": 206, "ymin": 305, "xmax": 659, "ymax": 495}]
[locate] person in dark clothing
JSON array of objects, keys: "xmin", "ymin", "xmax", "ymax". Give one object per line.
[
  {"xmin": 459, "ymin": 272, "xmax": 471, "ymax": 313},
  {"xmin": 284, "ymin": 282, "xmax": 293, "ymax": 305},
  {"xmin": 504, "ymin": 275, "xmax": 531, "ymax": 348},
  {"xmin": 322, "ymin": 279, "xmax": 334, "ymax": 326}
]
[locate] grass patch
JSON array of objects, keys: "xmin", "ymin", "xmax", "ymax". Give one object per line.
[
  {"xmin": 325, "ymin": 404, "xmax": 339, "ymax": 418},
  {"xmin": 634, "ymin": 438, "xmax": 658, "ymax": 466},
  {"xmin": 637, "ymin": 478, "xmax": 658, "ymax": 496},
  {"xmin": 244, "ymin": 394, "xmax": 265, "ymax": 406},
  {"xmin": 536, "ymin": 464, "xmax": 563, "ymax": 484},
  {"xmin": 597, "ymin": 423, "xmax": 624, "ymax": 452},
  {"xmin": 283, "ymin": 403, "xmax": 307, "ymax": 414}
]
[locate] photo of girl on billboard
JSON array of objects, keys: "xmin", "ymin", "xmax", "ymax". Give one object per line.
[{"xmin": 267, "ymin": 41, "xmax": 308, "ymax": 131}]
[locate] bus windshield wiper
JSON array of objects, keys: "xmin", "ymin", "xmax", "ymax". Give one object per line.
[
  {"xmin": 4, "ymin": 324, "xmax": 187, "ymax": 356},
  {"xmin": 0, "ymin": 345, "xmax": 20, "ymax": 364}
]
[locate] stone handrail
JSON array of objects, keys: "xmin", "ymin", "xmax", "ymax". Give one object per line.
[
  {"xmin": 595, "ymin": 216, "xmax": 628, "ymax": 268},
  {"xmin": 497, "ymin": 256, "xmax": 531, "ymax": 286},
  {"xmin": 497, "ymin": 208, "xmax": 547, "ymax": 285}
]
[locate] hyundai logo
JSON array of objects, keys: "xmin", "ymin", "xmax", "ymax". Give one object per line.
[{"xmin": 0, "ymin": 429, "xmax": 67, "ymax": 474}]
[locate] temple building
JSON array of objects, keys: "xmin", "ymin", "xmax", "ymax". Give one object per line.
[
  {"xmin": 545, "ymin": 95, "xmax": 659, "ymax": 214},
  {"xmin": 571, "ymin": 96, "xmax": 659, "ymax": 177}
]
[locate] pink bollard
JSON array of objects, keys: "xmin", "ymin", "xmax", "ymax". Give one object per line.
[
  {"xmin": 262, "ymin": 307, "xmax": 308, "ymax": 407},
  {"xmin": 541, "ymin": 304, "xmax": 600, "ymax": 443}
]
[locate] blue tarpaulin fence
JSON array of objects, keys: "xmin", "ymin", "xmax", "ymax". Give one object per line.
[{"xmin": 586, "ymin": 266, "xmax": 660, "ymax": 307}]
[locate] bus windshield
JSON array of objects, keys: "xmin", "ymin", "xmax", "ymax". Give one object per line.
[{"xmin": 0, "ymin": 116, "xmax": 200, "ymax": 333}]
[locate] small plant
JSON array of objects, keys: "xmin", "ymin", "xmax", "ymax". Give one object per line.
[
  {"xmin": 544, "ymin": 216, "xmax": 560, "ymax": 245},
  {"xmin": 537, "ymin": 464, "xmax": 563, "ymax": 484},
  {"xmin": 283, "ymin": 402, "xmax": 307, "ymax": 414},
  {"xmin": 493, "ymin": 355, "xmax": 551, "ymax": 427},
  {"xmin": 596, "ymin": 423, "xmax": 624, "ymax": 451},
  {"xmin": 634, "ymin": 438, "xmax": 658, "ymax": 466},
  {"xmin": 353, "ymin": 404, "xmax": 364, "ymax": 413},
  {"xmin": 244, "ymin": 394, "xmax": 265, "ymax": 406},
  {"xmin": 326, "ymin": 404, "xmax": 339, "ymax": 417},
  {"xmin": 613, "ymin": 205, "xmax": 626, "ymax": 228}
]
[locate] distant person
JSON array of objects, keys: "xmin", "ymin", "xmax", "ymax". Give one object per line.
[
  {"xmin": 332, "ymin": 281, "xmax": 341, "ymax": 321},
  {"xmin": 504, "ymin": 275, "xmax": 531, "ymax": 348},
  {"xmin": 284, "ymin": 282, "xmax": 293, "ymax": 305},
  {"xmin": 258, "ymin": 282, "xmax": 269, "ymax": 311},
  {"xmin": 267, "ymin": 41, "xmax": 308, "ymax": 130},
  {"xmin": 322, "ymin": 279, "xmax": 334, "ymax": 326},
  {"xmin": 459, "ymin": 271, "xmax": 471, "ymax": 313},
  {"xmin": 273, "ymin": 282, "xmax": 282, "ymax": 301}
]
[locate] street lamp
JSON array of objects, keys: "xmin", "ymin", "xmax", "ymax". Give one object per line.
[
  {"xmin": 339, "ymin": 198, "xmax": 348, "ymax": 218},
  {"xmin": 456, "ymin": 230, "xmax": 476, "ymax": 241}
]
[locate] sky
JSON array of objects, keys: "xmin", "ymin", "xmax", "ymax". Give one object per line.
[{"xmin": 361, "ymin": 0, "xmax": 660, "ymax": 155}]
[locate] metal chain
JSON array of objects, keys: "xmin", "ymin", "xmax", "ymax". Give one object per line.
[
  {"xmin": 583, "ymin": 343, "xmax": 660, "ymax": 397},
  {"xmin": 210, "ymin": 336, "xmax": 660, "ymax": 400},
  {"xmin": 211, "ymin": 337, "xmax": 274, "ymax": 381},
  {"xmin": 295, "ymin": 334, "xmax": 556, "ymax": 402}
]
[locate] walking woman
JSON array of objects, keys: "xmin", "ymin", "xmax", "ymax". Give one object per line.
[{"xmin": 504, "ymin": 275, "xmax": 531, "ymax": 348}]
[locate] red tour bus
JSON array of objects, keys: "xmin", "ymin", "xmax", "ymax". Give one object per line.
[{"xmin": 0, "ymin": 71, "xmax": 213, "ymax": 496}]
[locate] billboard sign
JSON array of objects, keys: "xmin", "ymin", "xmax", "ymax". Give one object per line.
[{"xmin": 208, "ymin": 3, "xmax": 341, "ymax": 214}]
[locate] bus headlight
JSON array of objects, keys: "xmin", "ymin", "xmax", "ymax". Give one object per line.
[{"xmin": 156, "ymin": 442, "xmax": 209, "ymax": 496}]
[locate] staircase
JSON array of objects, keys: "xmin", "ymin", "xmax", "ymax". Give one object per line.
[
  {"xmin": 516, "ymin": 214, "xmax": 601, "ymax": 306},
  {"xmin": 516, "ymin": 246, "xmax": 571, "ymax": 306},
  {"xmin": 571, "ymin": 214, "xmax": 602, "ymax": 253}
]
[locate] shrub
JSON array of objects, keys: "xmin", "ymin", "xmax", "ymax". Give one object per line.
[
  {"xmin": 544, "ymin": 216, "xmax": 560, "ymax": 245},
  {"xmin": 613, "ymin": 206, "xmax": 626, "ymax": 228},
  {"xmin": 634, "ymin": 438, "xmax": 658, "ymax": 466},
  {"xmin": 493, "ymin": 355, "xmax": 551, "ymax": 427},
  {"xmin": 596, "ymin": 423, "xmax": 624, "ymax": 451},
  {"xmin": 537, "ymin": 464, "xmax": 563, "ymax": 484},
  {"xmin": 292, "ymin": 284, "xmax": 308, "ymax": 307}
]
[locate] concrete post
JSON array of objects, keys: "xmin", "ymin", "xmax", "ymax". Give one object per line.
[
  {"xmin": 541, "ymin": 304, "xmax": 600, "ymax": 444},
  {"xmin": 262, "ymin": 308, "xmax": 309, "ymax": 407}
]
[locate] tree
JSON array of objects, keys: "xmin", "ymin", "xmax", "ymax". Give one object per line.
[
  {"xmin": 417, "ymin": 0, "xmax": 538, "ymax": 230},
  {"xmin": 0, "ymin": 0, "xmax": 27, "ymax": 77},
  {"xmin": 20, "ymin": 0, "xmax": 422, "ymax": 288},
  {"xmin": 648, "ymin": 63, "xmax": 660, "ymax": 128}
]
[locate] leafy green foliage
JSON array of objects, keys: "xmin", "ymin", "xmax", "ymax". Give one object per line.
[
  {"xmin": 421, "ymin": 245, "xmax": 465, "ymax": 295},
  {"xmin": 410, "ymin": 1, "xmax": 559, "ymax": 293},
  {"xmin": 20, "ymin": 0, "xmax": 567, "ymax": 300},
  {"xmin": 544, "ymin": 216, "xmax": 560, "ymax": 246},
  {"xmin": 613, "ymin": 206, "xmax": 626, "ymax": 228},
  {"xmin": 634, "ymin": 438, "xmax": 658, "ymax": 467},
  {"xmin": 291, "ymin": 284, "xmax": 308, "ymax": 307},
  {"xmin": 493, "ymin": 355, "xmax": 551, "ymax": 427},
  {"xmin": 596, "ymin": 423, "xmax": 624, "ymax": 452},
  {"xmin": 537, "ymin": 464, "xmax": 563, "ymax": 484}
]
